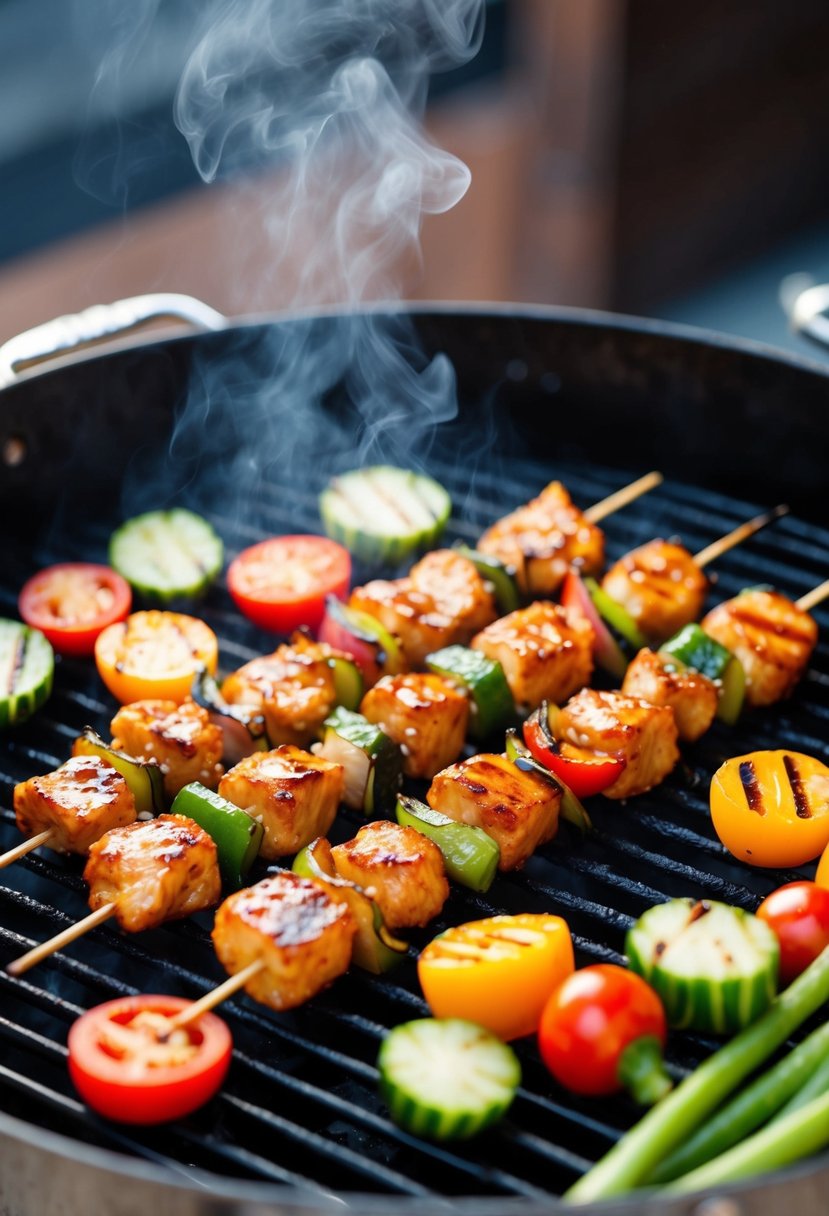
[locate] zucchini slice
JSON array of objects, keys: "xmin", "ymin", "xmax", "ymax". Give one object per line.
[
  {"xmin": 109, "ymin": 508, "xmax": 223, "ymax": 603},
  {"xmin": 73, "ymin": 728, "xmax": 166, "ymax": 816},
  {"xmin": 452, "ymin": 544, "xmax": 521, "ymax": 615},
  {"xmin": 660, "ymin": 623, "xmax": 746, "ymax": 724},
  {"xmin": 319, "ymin": 466, "xmax": 451, "ymax": 564},
  {"xmin": 0, "ymin": 620, "xmax": 54, "ymax": 730},
  {"xmin": 395, "ymin": 795, "xmax": 500, "ymax": 893},
  {"xmin": 378, "ymin": 1018, "xmax": 520, "ymax": 1140},
  {"xmin": 317, "ymin": 707, "xmax": 403, "ymax": 816},
  {"xmin": 425, "ymin": 645, "xmax": 514, "ymax": 740},
  {"xmin": 626, "ymin": 898, "xmax": 779, "ymax": 1034}
]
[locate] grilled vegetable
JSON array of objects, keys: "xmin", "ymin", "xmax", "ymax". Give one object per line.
[
  {"xmin": 660, "ymin": 622, "xmax": 745, "ymax": 724},
  {"xmin": 395, "ymin": 795, "xmax": 500, "ymax": 893},
  {"xmin": 293, "ymin": 836, "xmax": 408, "ymax": 973},
  {"xmin": 566, "ymin": 942, "xmax": 829, "ymax": 1202},
  {"xmin": 72, "ymin": 727, "xmax": 166, "ymax": 816},
  {"xmin": 451, "ymin": 544, "xmax": 520, "ymax": 615},
  {"xmin": 18, "ymin": 563, "xmax": 132, "ymax": 656},
  {"xmin": 68, "ymin": 995, "xmax": 232, "ymax": 1124},
  {"xmin": 522, "ymin": 701, "xmax": 625, "ymax": 799},
  {"xmin": 378, "ymin": 1018, "xmax": 520, "ymax": 1140},
  {"xmin": 418, "ymin": 913, "xmax": 574, "ymax": 1040},
  {"xmin": 0, "ymin": 619, "xmax": 54, "ymax": 729},
  {"xmin": 756, "ymin": 882, "xmax": 829, "ymax": 985},
  {"xmin": 538, "ymin": 965, "xmax": 671, "ymax": 1105},
  {"xmin": 559, "ymin": 569, "xmax": 628, "ymax": 679},
  {"xmin": 170, "ymin": 782, "xmax": 264, "ymax": 889},
  {"xmin": 95, "ymin": 610, "xmax": 219, "ymax": 705},
  {"xmin": 227, "ymin": 535, "xmax": 350, "ymax": 633},
  {"xmin": 109, "ymin": 509, "xmax": 223, "ymax": 603},
  {"xmin": 425, "ymin": 644, "xmax": 514, "ymax": 739},
  {"xmin": 318, "ymin": 596, "xmax": 406, "ymax": 687},
  {"xmin": 317, "ymin": 706, "xmax": 402, "ymax": 815},
  {"xmin": 584, "ymin": 577, "xmax": 647, "ymax": 652},
  {"xmin": 710, "ymin": 750, "xmax": 829, "ymax": 868},
  {"xmin": 190, "ymin": 666, "xmax": 269, "ymax": 763},
  {"xmin": 626, "ymin": 899, "xmax": 779, "ymax": 1034},
  {"xmin": 504, "ymin": 729, "xmax": 592, "ymax": 834},
  {"xmin": 320, "ymin": 465, "xmax": 451, "ymax": 563}
]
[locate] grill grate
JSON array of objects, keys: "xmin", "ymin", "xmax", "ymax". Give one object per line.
[{"xmin": 1, "ymin": 452, "xmax": 828, "ymax": 1200}]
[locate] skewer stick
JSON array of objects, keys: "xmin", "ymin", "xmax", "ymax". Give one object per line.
[
  {"xmin": 584, "ymin": 471, "xmax": 663, "ymax": 524},
  {"xmin": 6, "ymin": 902, "xmax": 116, "ymax": 977},
  {"xmin": 693, "ymin": 504, "xmax": 790, "ymax": 570},
  {"xmin": 0, "ymin": 829, "xmax": 53, "ymax": 870},
  {"xmin": 165, "ymin": 959, "xmax": 265, "ymax": 1032},
  {"xmin": 798, "ymin": 579, "xmax": 829, "ymax": 614}
]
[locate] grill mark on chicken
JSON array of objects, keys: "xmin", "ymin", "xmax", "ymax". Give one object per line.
[
  {"xmin": 783, "ymin": 754, "xmax": 811, "ymax": 818},
  {"xmin": 739, "ymin": 760, "xmax": 764, "ymax": 814},
  {"xmin": 728, "ymin": 605, "xmax": 815, "ymax": 644}
]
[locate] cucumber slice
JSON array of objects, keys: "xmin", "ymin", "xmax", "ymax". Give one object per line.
[
  {"xmin": 425, "ymin": 645, "xmax": 514, "ymax": 740},
  {"xmin": 329, "ymin": 655, "xmax": 363, "ymax": 711},
  {"xmin": 378, "ymin": 1018, "xmax": 520, "ymax": 1140},
  {"xmin": 452, "ymin": 544, "xmax": 521, "ymax": 615},
  {"xmin": 395, "ymin": 794, "xmax": 500, "ymax": 892},
  {"xmin": 73, "ymin": 728, "xmax": 166, "ymax": 816},
  {"xmin": 109, "ymin": 509, "xmax": 223, "ymax": 603},
  {"xmin": 320, "ymin": 466, "xmax": 451, "ymax": 564},
  {"xmin": 0, "ymin": 620, "xmax": 54, "ymax": 730},
  {"xmin": 626, "ymin": 898, "xmax": 779, "ymax": 1035},
  {"xmin": 318, "ymin": 707, "xmax": 402, "ymax": 815}
]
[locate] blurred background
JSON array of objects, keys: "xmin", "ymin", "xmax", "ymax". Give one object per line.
[{"xmin": 2, "ymin": 0, "xmax": 829, "ymax": 352}]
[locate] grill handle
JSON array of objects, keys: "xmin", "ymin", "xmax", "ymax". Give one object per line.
[
  {"xmin": 0, "ymin": 293, "xmax": 227, "ymax": 387},
  {"xmin": 786, "ymin": 279, "xmax": 829, "ymax": 354}
]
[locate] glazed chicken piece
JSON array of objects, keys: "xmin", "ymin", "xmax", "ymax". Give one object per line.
[
  {"xmin": 349, "ymin": 548, "xmax": 497, "ymax": 668},
  {"xmin": 701, "ymin": 588, "xmax": 818, "ymax": 707},
  {"xmin": 471, "ymin": 600, "xmax": 593, "ymax": 710},
  {"xmin": 221, "ymin": 633, "xmax": 344, "ymax": 747},
  {"xmin": 602, "ymin": 540, "xmax": 708, "ymax": 642},
  {"xmin": 110, "ymin": 698, "xmax": 223, "ymax": 798},
  {"xmin": 84, "ymin": 814, "xmax": 221, "ymax": 932},
  {"xmin": 330, "ymin": 820, "xmax": 449, "ymax": 930},
  {"xmin": 212, "ymin": 871, "xmax": 356, "ymax": 1011},
  {"xmin": 477, "ymin": 481, "xmax": 604, "ymax": 597},
  {"xmin": 555, "ymin": 689, "xmax": 679, "ymax": 800},
  {"xmin": 14, "ymin": 755, "xmax": 137, "ymax": 855},
  {"xmin": 622, "ymin": 648, "xmax": 719, "ymax": 742},
  {"xmin": 360, "ymin": 671, "xmax": 469, "ymax": 780},
  {"xmin": 427, "ymin": 752, "xmax": 561, "ymax": 871},
  {"xmin": 219, "ymin": 745, "xmax": 344, "ymax": 861}
]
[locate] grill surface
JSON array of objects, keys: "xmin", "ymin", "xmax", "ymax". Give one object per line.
[{"xmin": 2, "ymin": 450, "xmax": 828, "ymax": 1205}]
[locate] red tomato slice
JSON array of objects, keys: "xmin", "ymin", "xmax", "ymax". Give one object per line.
[
  {"xmin": 227, "ymin": 536, "xmax": 351, "ymax": 634},
  {"xmin": 756, "ymin": 882, "xmax": 829, "ymax": 985},
  {"xmin": 523, "ymin": 717, "xmax": 625, "ymax": 799},
  {"xmin": 68, "ymin": 995, "xmax": 232, "ymax": 1124},
  {"xmin": 19, "ymin": 564, "xmax": 132, "ymax": 657}
]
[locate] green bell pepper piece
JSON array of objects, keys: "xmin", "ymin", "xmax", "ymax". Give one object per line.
[
  {"xmin": 395, "ymin": 794, "xmax": 500, "ymax": 893},
  {"xmin": 171, "ymin": 782, "xmax": 263, "ymax": 888}
]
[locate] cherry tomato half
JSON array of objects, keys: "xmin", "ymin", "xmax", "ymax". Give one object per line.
[
  {"xmin": 523, "ymin": 713, "xmax": 625, "ymax": 799},
  {"xmin": 68, "ymin": 994, "xmax": 232, "ymax": 1124},
  {"xmin": 756, "ymin": 882, "xmax": 829, "ymax": 985},
  {"xmin": 418, "ymin": 913, "xmax": 574, "ymax": 1041},
  {"xmin": 538, "ymin": 964, "xmax": 666, "ymax": 1096},
  {"xmin": 19, "ymin": 564, "xmax": 132, "ymax": 657},
  {"xmin": 227, "ymin": 536, "xmax": 351, "ymax": 634},
  {"xmin": 95, "ymin": 610, "xmax": 218, "ymax": 704},
  {"xmin": 710, "ymin": 750, "xmax": 829, "ymax": 868}
]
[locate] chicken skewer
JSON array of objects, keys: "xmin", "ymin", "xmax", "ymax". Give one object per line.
[{"xmin": 6, "ymin": 813, "xmax": 221, "ymax": 976}]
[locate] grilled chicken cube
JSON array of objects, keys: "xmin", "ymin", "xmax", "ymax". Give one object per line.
[
  {"xmin": 349, "ymin": 548, "xmax": 497, "ymax": 668},
  {"xmin": 221, "ymin": 634, "xmax": 342, "ymax": 747},
  {"xmin": 701, "ymin": 589, "xmax": 818, "ymax": 707},
  {"xmin": 427, "ymin": 752, "xmax": 561, "ymax": 870},
  {"xmin": 602, "ymin": 540, "xmax": 708, "ymax": 642},
  {"xmin": 622, "ymin": 648, "xmax": 718, "ymax": 742},
  {"xmin": 360, "ymin": 671, "xmax": 469, "ymax": 779},
  {"xmin": 14, "ymin": 755, "xmax": 137, "ymax": 855},
  {"xmin": 471, "ymin": 601, "xmax": 593, "ymax": 710},
  {"xmin": 110, "ymin": 698, "xmax": 223, "ymax": 798},
  {"xmin": 555, "ymin": 689, "xmax": 679, "ymax": 800},
  {"xmin": 84, "ymin": 813, "xmax": 220, "ymax": 932},
  {"xmin": 212, "ymin": 871, "xmax": 356, "ymax": 1011},
  {"xmin": 219, "ymin": 745, "xmax": 344, "ymax": 861},
  {"xmin": 331, "ymin": 820, "xmax": 449, "ymax": 930},
  {"xmin": 477, "ymin": 481, "xmax": 604, "ymax": 597}
]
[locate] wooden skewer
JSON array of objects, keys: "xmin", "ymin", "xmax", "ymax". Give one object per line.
[
  {"xmin": 6, "ymin": 902, "xmax": 116, "ymax": 977},
  {"xmin": 583, "ymin": 471, "xmax": 663, "ymax": 524},
  {"xmin": 166, "ymin": 959, "xmax": 265, "ymax": 1032},
  {"xmin": 693, "ymin": 504, "xmax": 790, "ymax": 570},
  {"xmin": 798, "ymin": 578, "xmax": 829, "ymax": 614},
  {"xmin": 0, "ymin": 829, "xmax": 53, "ymax": 870}
]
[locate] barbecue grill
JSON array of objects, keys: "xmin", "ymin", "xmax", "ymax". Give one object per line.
[{"xmin": 1, "ymin": 298, "xmax": 828, "ymax": 1216}]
